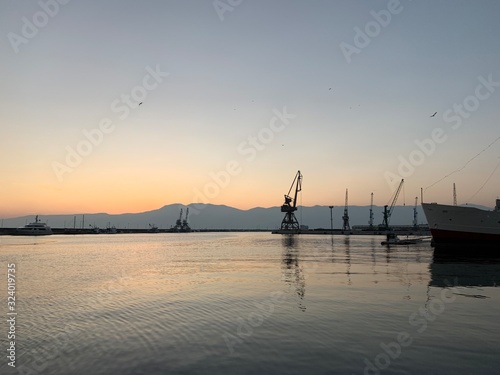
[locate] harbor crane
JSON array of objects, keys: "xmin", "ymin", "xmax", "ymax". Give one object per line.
[
  {"xmin": 381, "ymin": 179, "xmax": 404, "ymax": 230},
  {"xmin": 172, "ymin": 208, "xmax": 191, "ymax": 232},
  {"xmin": 182, "ymin": 208, "xmax": 191, "ymax": 232},
  {"xmin": 342, "ymin": 189, "xmax": 350, "ymax": 231},
  {"xmin": 368, "ymin": 192, "xmax": 374, "ymax": 229},
  {"xmin": 280, "ymin": 170, "xmax": 302, "ymax": 231},
  {"xmin": 175, "ymin": 208, "xmax": 183, "ymax": 230}
]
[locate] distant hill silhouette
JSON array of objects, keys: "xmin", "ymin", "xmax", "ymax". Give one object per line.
[{"xmin": 1, "ymin": 203, "xmax": 430, "ymax": 230}]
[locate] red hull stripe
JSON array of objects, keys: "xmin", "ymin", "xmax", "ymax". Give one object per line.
[{"xmin": 431, "ymin": 228, "xmax": 500, "ymax": 243}]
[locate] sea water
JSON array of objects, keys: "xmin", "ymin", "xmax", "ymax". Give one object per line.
[{"xmin": 0, "ymin": 232, "xmax": 499, "ymax": 375}]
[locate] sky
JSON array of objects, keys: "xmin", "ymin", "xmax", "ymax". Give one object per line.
[{"xmin": 1, "ymin": 0, "xmax": 500, "ymax": 217}]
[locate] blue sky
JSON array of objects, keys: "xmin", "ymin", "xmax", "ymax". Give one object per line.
[{"xmin": 1, "ymin": 0, "xmax": 499, "ymax": 216}]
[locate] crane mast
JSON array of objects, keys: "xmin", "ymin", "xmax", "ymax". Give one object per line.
[
  {"xmin": 381, "ymin": 179, "xmax": 404, "ymax": 230},
  {"xmin": 368, "ymin": 192, "xmax": 374, "ymax": 229},
  {"xmin": 413, "ymin": 196, "xmax": 418, "ymax": 228},
  {"xmin": 280, "ymin": 170, "xmax": 302, "ymax": 231},
  {"xmin": 182, "ymin": 208, "xmax": 191, "ymax": 232},
  {"xmin": 172, "ymin": 207, "xmax": 191, "ymax": 232},
  {"xmin": 177, "ymin": 209, "xmax": 183, "ymax": 226},
  {"xmin": 342, "ymin": 189, "xmax": 350, "ymax": 231},
  {"xmin": 453, "ymin": 183, "xmax": 457, "ymax": 206}
]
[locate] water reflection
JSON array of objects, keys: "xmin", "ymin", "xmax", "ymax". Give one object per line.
[
  {"xmin": 343, "ymin": 236, "xmax": 352, "ymax": 285},
  {"xmin": 430, "ymin": 249, "xmax": 500, "ymax": 288},
  {"xmin": 279, "ymin": 236, "xmax": 433, "ymax": 296},
  {"xmin": 370, "ymin": 238, "xmax": 379, "ymax": 285},
  {"xmin": 281, "ymin": 235, "xmax": 306, "ymax": 311}
]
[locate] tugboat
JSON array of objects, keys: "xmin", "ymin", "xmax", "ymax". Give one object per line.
[{"xmin": 16, "ymin": 216, "xmax": 53, "ymax": 236}]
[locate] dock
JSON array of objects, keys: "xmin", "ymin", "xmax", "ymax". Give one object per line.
[{"xmin": 1, "ymin": 227, "xmax": 430, "ymax": 236}]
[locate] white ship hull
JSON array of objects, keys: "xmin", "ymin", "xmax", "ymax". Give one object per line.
[
  {"xmin": 16, "ymin": 227, "xmax": 52, "ymax": 235},
  {"xmin": 422, "ymin": 202, "xmax": 500, "ymax": 245}
]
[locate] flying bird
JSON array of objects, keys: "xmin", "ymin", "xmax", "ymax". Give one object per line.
[
  {"xmin": 139, "ymin": 102, "xmax": 143, "ymax": 106},
  {"xmin": 430, "ymin": 112, "xmax": 437, "ymax": 117}
]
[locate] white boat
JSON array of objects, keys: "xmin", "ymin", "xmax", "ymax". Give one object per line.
[
  {"xmin": 16, "ymin": 216, "xmax": 53, "ymax": 236},
  {"xmin": 422, "ymin": 199, "xmax": 500, "ymax": 246},
  {"xmin": 381, "ymin": 232, "xmax": 423, "ymax": 245},
  {"xmin": 104, "ymin": 225, "xmax": 117, "ymax": 234}
]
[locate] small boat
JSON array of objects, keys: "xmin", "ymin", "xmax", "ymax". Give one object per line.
[
  {"xmin": 148, "ymin": 224, "xmax": 159, "ymax": 233},
  {"xmin": 89, "ymin": 225, "xmax": 100, "ymax": 234},
  {"xmin": 104, "ymin": 225, "xmax": 117, "ymax": 234},
  {"xmin": 381, "ymin": 232, "xmax": 422, "ymax": 245},
  {"xmin": 16, "ymin": 216, "xmax": 53, "ymax": 236}
]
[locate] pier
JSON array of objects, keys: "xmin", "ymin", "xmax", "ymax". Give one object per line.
[{"xmin": 1, "ymin": 227, "xmax": 430, "ymax": 236}]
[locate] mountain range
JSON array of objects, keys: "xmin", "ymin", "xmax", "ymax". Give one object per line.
[{"xmin": 1, "ymin": 203, "xmax": 431, "ymax": 230}]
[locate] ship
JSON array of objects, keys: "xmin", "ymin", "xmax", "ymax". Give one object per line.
[
  {"xmin": 16, "ymin": 216, "xmax": 53, "ymax": 236},
  {"xmin": 422, "ymin": 199, "xmax": 500, "ymax": 246}
]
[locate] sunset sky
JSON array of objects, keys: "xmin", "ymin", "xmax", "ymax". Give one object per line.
[{"xmin": 1, "ymin": 0, "xmax": 500, "ymax": 218}]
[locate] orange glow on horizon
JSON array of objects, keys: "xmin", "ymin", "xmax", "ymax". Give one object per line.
[{"xmin": 2, "ymin": 159, "xmax": 499, "ymax": 218}]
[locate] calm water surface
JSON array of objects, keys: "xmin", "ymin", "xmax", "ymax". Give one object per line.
[{"xmin": 0, "ymin": 233, "xmax": 499, "ymax": 374}]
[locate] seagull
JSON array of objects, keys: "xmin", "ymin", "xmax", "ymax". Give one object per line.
[{"xmin": 430, "ymin": 111, "xmax": 437, "ymax": 117}]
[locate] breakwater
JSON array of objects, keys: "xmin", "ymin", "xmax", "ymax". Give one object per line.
[{"xmin": 0, "ymin": 227, "xmax": 430, "ymax": 236}]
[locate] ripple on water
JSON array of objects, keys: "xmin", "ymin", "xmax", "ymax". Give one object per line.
[{"xmin": 2, "ymin": 233, "xmax": 500, "ymax": 375}]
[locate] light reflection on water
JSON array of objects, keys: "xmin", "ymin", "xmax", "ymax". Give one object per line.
[{"xmin": 0, "ymin": 233, "xmax": 499, "ymax": 375}]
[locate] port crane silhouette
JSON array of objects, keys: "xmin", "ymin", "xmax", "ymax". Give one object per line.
[
  {"xmin": 368, "ymin": 192, "xmax": 374, "ymax": 229},
  {"xmin": 381, "ymin": 179, "xmax": 404, "ymax": 230},
  {"xmin": 172, "ymin": 207, "xmax": 191, "ymax": 232},
  {"xmin": 280, "ymin": 170, "xmax": 302, "ymax": 231},
  {"xmin": 342, "ymin": 189, "xmax": 351, "ymax": 231}
]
